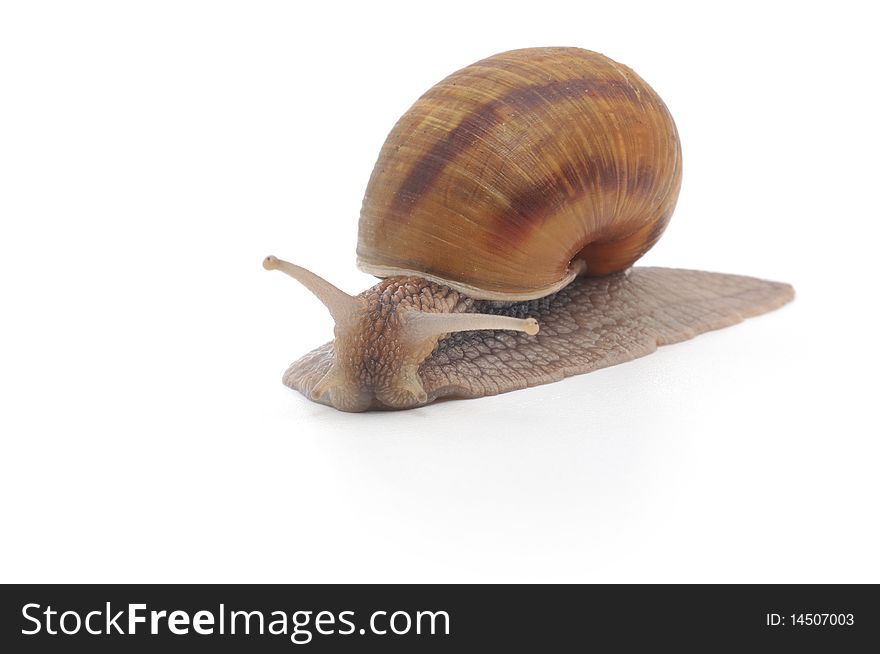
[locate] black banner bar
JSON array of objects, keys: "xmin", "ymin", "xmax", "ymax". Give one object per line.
[{"xmin": 1, "ymin": 584, "xmax": 876, "ymax": 651}]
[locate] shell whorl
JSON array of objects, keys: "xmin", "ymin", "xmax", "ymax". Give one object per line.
[{"xmin": 356, "ymin": 47, "xmax": 682, "ymax": 301}]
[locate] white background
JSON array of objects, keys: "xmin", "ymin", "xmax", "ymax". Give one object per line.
[{"xmin": 1, "ymin": 1, "xmax": 878, "ymax": 583}]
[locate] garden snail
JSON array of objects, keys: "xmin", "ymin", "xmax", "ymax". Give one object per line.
[{"xmin": 264, "ymin": 47, "xmax": 794, "ymax": 412}]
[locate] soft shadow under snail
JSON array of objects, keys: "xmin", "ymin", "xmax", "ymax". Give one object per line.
[{"xmin": 264, "ymin": 47, "xmax": 794, "ymax": 412}]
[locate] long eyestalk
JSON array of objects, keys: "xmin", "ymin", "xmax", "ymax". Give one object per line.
[
  {"xmin": 404, "ymin": 311, "xmax": 539, "ymax": 342},
  {"xmin": 263, "ymin": 255, "xmax": 362, "ymax": 325}
]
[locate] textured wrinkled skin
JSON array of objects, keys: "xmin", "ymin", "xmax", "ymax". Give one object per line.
[
  {"xmin": 283, "ymin": 268, "xmax": 794, "ymax": 410},
  {"xmin": 319, "ymin": 277, "xmax": 471, "ymax": 411}
]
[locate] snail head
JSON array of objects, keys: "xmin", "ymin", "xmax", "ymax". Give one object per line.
[{"xmin": 263, "ymin": 255, "xmax": 538, "ymax": 412}]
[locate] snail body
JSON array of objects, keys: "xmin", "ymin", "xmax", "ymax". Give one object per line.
[{"xmin": 264, "ymin": 48, "xmax": 793, "ymax": 412}]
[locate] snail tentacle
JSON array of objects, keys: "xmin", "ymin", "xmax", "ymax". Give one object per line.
[
  {"xmin": 263, "ymin": 255, "xmax": 362, "ymax": 327},
  {"xmin": 403, "ymin": 311, "xmax": 539, "ymax": 341}
]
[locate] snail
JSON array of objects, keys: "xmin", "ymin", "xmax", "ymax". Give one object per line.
[{"xmin": 264, "ymin": 47, "xmax": 794, "ymax": 412}]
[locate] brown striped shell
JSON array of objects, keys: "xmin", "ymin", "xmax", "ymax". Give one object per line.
[{"xmin": 356, "ymin": 47, "xmax": 682, "ymax": 301}]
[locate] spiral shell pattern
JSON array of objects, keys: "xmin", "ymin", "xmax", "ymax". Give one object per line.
[{"xmin": 357, "ymin": 47, "xmax": 682, "ymax": 300}]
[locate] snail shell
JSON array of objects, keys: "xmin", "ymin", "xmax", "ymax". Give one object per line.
[{"xmin": 357, "ymin": 47, "xmax": 682, "ymax": 300}]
